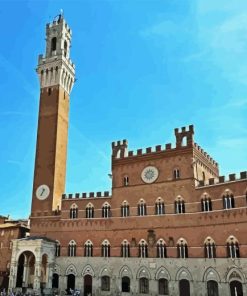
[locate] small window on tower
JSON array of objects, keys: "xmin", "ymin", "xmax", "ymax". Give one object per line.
[
  {"xmin": 123, "ymin": 176, "xmax": 129, "ymax": 186},
  {"xmin": 64, "ymin": 40, "xmax": 68, "ymax": 57},
  {"xmin": 48, "ymin": 88, "xmax": 51, "ymax": 96},
  {"xmin": 51, "ymin": 37, "xmax": 57, "ymax": 53},
  {"xmin": 174, "ymin": 169, "xmax": 180, "ymax": 179}
]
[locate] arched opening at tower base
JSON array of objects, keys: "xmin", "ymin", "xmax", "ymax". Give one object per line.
[
  {"xmin": 16, "ymin": 251, "xmax": 35, "ymax": 289},
  {"xmin": 84, "ymin": 274, "xmax": 92, "ymax": 296},
  {"xmin": 230, "ymin": 281, "xmax": 243, "ymax": 296}
]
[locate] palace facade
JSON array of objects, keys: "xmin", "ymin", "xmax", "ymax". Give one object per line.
[{"xmin": 8, "ymin": 15, "xmax": 247, "ymax": 296}]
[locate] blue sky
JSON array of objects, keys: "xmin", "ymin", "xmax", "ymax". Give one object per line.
[{"xmin": 0, "ymin": 0, "xmax": 246, "ymax": 219}]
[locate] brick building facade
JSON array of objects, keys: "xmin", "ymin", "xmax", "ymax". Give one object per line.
[
  {"xmin": 8, "ymin": 15, "xmax": 247, "ymax": 296},
  {"xmin": 0, "ymin": 217, "xmax": 29, "ymax": 290}
]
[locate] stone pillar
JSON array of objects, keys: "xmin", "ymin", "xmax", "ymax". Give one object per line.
[
  {"xmin": 46, "ymin": 262, "xmax": 53, "ymax": 289},
  {"xmin": 8, "ymin": 261, "xmax": 17, "ymax": 292},
  {"xmin": 33, "ymin": 260, "xmax": 41, "ymax": 294},
  {"xmin": 22, "ymin": 263, "xmax": 28, "ymax": 287}
]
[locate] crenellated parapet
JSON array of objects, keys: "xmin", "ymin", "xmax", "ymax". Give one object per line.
[
  {"xmin": 197, "ymin": 171, "xmax": 247, "ymax": 187},
  {"xmin": 174, "ymin": 125, "xmax": 194, "ymax": 148},
  {"xmin": 62, "ymin": 191, "xmax": 111, "ymax": 200},
  {"xmin": 193, "ymin": 142, "xmax": 218, "ymax": 168}
]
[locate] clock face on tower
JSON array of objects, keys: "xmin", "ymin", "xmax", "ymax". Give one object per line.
[
  {"xmin": 141, "ymin": 166, "xmax": 159, "ymax": 184},
  {"xmin": 36, "ymin": 184, "xmax": 50, "ymax": 200}
]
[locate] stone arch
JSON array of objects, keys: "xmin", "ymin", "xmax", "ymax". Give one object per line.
[
  {"xmin": 121, "ymin": 200, "xmax": 129, "ymax": 205},
  {"xmin": 201, "ymin": 192, "xmax": 210, "ymax": 199},
  {"xmin": 102, "ymin": 201, "xmax": 110, "ymax": 207},
  {"xmin": 65, "ymin": 264, "xmax": 77, "ymax": 276},
  {"xmin": 155, "ymin": 266, "xmax": 171, "ymax": 280},
  {"xmin": 226, "ymin": 267, "xmax": 244, "ymax": 283},
  {"xmin": 53, "ymin": 264, "xmax": 61, "ymax": 275},
  {"xmin": 203, "ymin": 267, "xmax": 221, "ymax": 282},
  {"xmin": 82, "ymin": 264, "xmax": 95, "ymax": 277},
  {"xmin": 176, "ymin": 267, "xmax": 193, "ymax": 281},
  {"xmin": 99, "ymin": 266, "xmax": 111, "ymax": 277},
  {"xmin": 138, "ymin": 198, "xmax": 146, "ymax": 204},
  {"xmin": 221, "ymin": 188, "xmax": 234, "ymax": 197},
  {"xmin": 119, "ymin": 265, "xmax": 133, "ymax": 279},
  {"xmin": 226, "ymin": 235, "xmax": 239, "ymax": 244},
  {"xmin": 155, "ymin": 197, "xmax": 164, "ymax": 203},
  {"xmin": 175, "ymin": 195, "xmax": 184, "ymax": 201},
  {"xmin": 136, "ymin": 266, "xmax": 151, "ymax": 279},
  {"xmin": 204, "ymin": 236, "xmax": 216, "ymax": 244}
]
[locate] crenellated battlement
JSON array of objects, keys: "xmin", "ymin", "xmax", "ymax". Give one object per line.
[
  {"xmin": 62, "ymin": 191, "xmax": 111, "ymax": 200},
  {"xmin": 112, "ymin": 125, "xmax": 195, "ymax": 160},
  {"xmin": 196, "ymin": 171, "xmax": 247, "ymax": 188},
  {"xmin": 193, "ymin": 142, "xmax": 218, "ymax": 168}
]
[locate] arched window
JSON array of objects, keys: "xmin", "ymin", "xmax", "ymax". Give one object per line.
[
  {"xmin": 230, "ymin": 281, "xmax": 243, "ymax": 296},
  {"xmin": 64, "ymin": 40, "xmax": 68, "ymax": 57},
  {"xmin": 102, "ymin": 202, "xmax": 111, "ymax": 218},
  {"xmin": 70, "ymin": 204, "xmax": 78, "ymax": 219},
  {"xmin": 223, "ymin": 190, "xmax": 235, "ymax": 209},
  {"xmin": 101, "ymin": 240, "xmax": 110, "ymax": 257},
  {"xmin": 139, "ymin": 239, "xmax": 148, "ymax": 258},
  {"xmin": 175, "ymin": 196, "xmax": 185, "ymax": 213},
  {"xmin": 207, "ymin": 280, "xmax": 219, "ymax": 296},
  {"xmin": 55, "ymin": 240, "xmax": 60, "ymax": 257},
  {"xmin": 155, "ymin": 197, "xmax": 165, "ymax": 215},
  {"xmin": 156, "ymin": 239, "xmax": 167, "ymax": 258},
  {"xmin": 84, "ymin": 240, "xmax": 93, "ymax": 257},
  {"xmin": 204, "ymin": 237, "xmax": 216, "ymax": 259},
  {"xmin": 201, "ymin": 193, "xmax": 212, "ymax": 212},
  {"xmin": 101, "ymin": 276, "xmax": 110, "ymax": 291},
  {"xmin": 52, "ymin": 273, "xmax": 59, "ymax": 289},
  {"xmin": 68, "ymin": 240, "xmax": 76, "ymax": 257},
  {"xmin": 158, "ymin": 278, "xmax": 169, "ymax": 295},
  {"xmin": 122, "ymin": 276, "xmax": 130, "ymax": 293},
  {"xmin": 226, "ymin": 236, "xmax": 240, "ymax": 258},
  {"xmin": 121, "ymin": 240, "xmax": 130, "ymax": 258},
  {"xmin": 174, "ymin": 168, "xmax": 180, "ymax": 179},
  {"xmin": 138, "ymin": 199, "xmax": 147, "ymax": 216},
  {"xmin": 123, "ymin": 176, "xmax": 129, "ymax": 186},
  {"xmin": 121, "ymin": 201, "xmax": 130, "ymax": 217},
  {"xmin": 177, "ymin": 238, "xmax": 188, "ymax": 258},
  {"xmin": 139, "ymin": 277, "xmax": 149, "ymax": 294},
  {"xmin": 51, "ymin": 37, "xmax": 57, "ymax": 52},
  {"xmin": 86, "ymin": 203, "xmax": 94, "ymax": 218}
]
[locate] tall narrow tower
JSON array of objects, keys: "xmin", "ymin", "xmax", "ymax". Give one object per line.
[{"xmin": 31, "ymin": 15, "xmax": 75, "ymax": 217}]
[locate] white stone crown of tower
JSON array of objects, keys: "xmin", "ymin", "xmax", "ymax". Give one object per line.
[{"xmin": 36, "ymin": 14, "xmax": 75, "ymax": 94}]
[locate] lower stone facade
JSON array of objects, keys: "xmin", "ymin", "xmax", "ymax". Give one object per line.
[{"xmin": 54, "ymin": 257, "xmax": 247, "ymax": 296}]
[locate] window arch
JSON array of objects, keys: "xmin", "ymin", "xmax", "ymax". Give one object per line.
[
  {"xmin": 86, "ymin": 203, "xmax": 94, "ymax": 218},
  {"xmin": 138, "ymin": 239, "xmax": 148, "ymax": 258},
  {"xmin": 55, "ymin": 240, "xmax": 60, "ymax": 257},
  {"xmin": 226, "ymin": 236, "xmax": 240, "ymax": 258},
  {"xmin": 101, "ymin": 240, "xmax": 110, "ymax": 257},
  {"xmin": 223, "ymin": 190, "xmax": 235, "ymax": 209},
  {"xmin": 138, "ymin": 199, "xmax": 147, "ymax": 216},
  {"xmin": 175, "ymin": 196, "xmax": 185, "ymax": 213},
  {"xmin": 64, "ymin": 40, "xmax": 68, "ymax": 57},
  {"xmin": 121, "ymin": 200, "xmax": 130, "ymax": 217},
  {"xmin": 174, "ymin": 168, "xmax": 180, "ymax": 179},
  {"xmin": 177, "ymin": 238, "xmax": 188, "ymax": 258},
  {"xmin": 155, "ymin": 197, "xmax": 165, "ymax": 215},
  {"xmin": 156, "ymin": 239, "xmax": 167, "ymax": 258},
  {"xmin": 68, "ymin": 240, "xmax": 76, "ymax": 257},
  {"xmin": 123, "ymin": 176, "xmax": 129, "ymax": 186},
  {"xmin": 102, "ymin": 202, "xmax": 111, "ymax": 218},
  {"xmin": 70, "ymin": 204, "xmax": 78, "ymax": 219},
  {"xmin": 201, "ymin": 193, "xmax": 212, "ymax": 212},
  {"xmin": 204, "ymin": 237, "xmax": 216, "ymax": 259},
  {"xmin": 51, "ymin": 37, "xmax": 57, "ymax": 52},
  {"xmin": 121, "ymin": 240, "xmax": 130, "ymax": 258},
  {"xmin": 84, "ymin": 240, "xmax": 93, "ymax": 257}
]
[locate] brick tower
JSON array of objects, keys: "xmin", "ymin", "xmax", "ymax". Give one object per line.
[{"xmin": 31, "ymin": 15, "xmax": 75, "ymax": 217}]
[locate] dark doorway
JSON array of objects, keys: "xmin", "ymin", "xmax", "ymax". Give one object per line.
[
  {"xmin": 52, "ymin": 273, "xmax": 59, "ymax": 289},
  {"xmin": 122, "ymin": 276, "xmax": 130, "ymax": 292},
  {"xmin": 179, "ymin": 279, "xmax": 190, "ymax": 296},
  {"xmin": 16, "ymin": 254, "xmax": 25, "ymax": 288},
  {"xmin": 207, "ymin": 280, "xmax": 219, "ymax": 296},
  {"xmin": 84, "ymin": 275, "xmax": 92, "ymax": 296},
  {"xmin": 230, "ymin": 281, "xmax": 243, "ymax": 296},
  {"xmin": 67, "ymin": 274, "xmax": 75, "ymax": 294}
]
